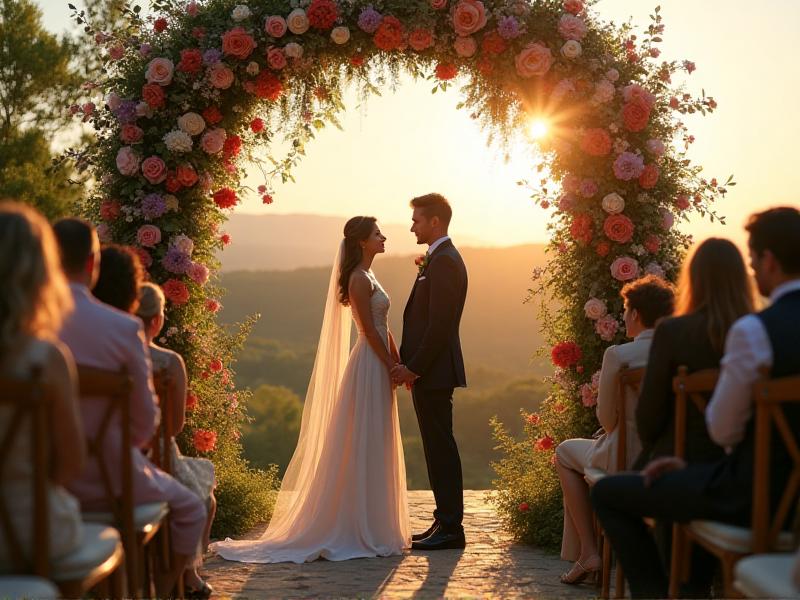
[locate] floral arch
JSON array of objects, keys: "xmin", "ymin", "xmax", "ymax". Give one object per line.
[{"xmin": 70, "ymin": 0, "xmax": 729, "ymax": 542}]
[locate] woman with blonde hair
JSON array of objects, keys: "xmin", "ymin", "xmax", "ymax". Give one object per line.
[
  {"xmin": 137, "ymin": 282, "xmax": 216, "ymax": 598},
  {"xmin": 0, "ymin": 201, "xmax": 85, "ymax": 564}
]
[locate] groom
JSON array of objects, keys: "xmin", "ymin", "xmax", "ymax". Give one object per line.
[{"xmin": 392, "ymin": 193, "xmax": 468, "ymax": 551}]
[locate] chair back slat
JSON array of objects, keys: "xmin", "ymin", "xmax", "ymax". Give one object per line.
[
  {"xmin": 671, "ymin": 367, "xmax": 719, "ymax": 459},
  {"xmin": 151, "ymin": 370, "xmax": 173, "ymax": 475},
  {"xmin": 616, "ymin": 367, "xmax": 645, "ymax": 471},
  {"xmin": 0, "ymin": 366, "xmax": 52, "ymax": 577},
  {"xmin": 751, "ymin": 373, "xmax": 800, "ymax": 553}
]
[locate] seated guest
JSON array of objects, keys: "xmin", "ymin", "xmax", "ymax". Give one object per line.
[
  {"xmin": 0, "ymin": 202, "xmax": 86, "ymax": 565},
  {"xmin": 556, "ymin": 275, "xmax": 675, "ymax": 584},
  {"xmin": 92, "ymin": 244, "xmax": 145, "ymax": 313},
  {"xmin": 137, "ymin": 282, "xmax": 216, "ymax": 596},
  {"xmin": 52, "ymin": 218, "xmax": 207, "ymax": 597},
  {"xmin": 635, "ymin": 238, "xmax": 755, "ymax": 468},
  {"xmin": 592, "ymin": 208, "xmax": 800, "ymax": 599}
]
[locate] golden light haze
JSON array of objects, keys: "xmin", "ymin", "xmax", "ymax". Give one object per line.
[{"xmin": 39, "ymin": 0, "xmax": 800, "ymax": 250}]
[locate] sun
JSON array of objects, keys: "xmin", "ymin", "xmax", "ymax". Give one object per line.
[{"xmin": 528, "ymin": 118, "xmax": 549, "ymax": 140}]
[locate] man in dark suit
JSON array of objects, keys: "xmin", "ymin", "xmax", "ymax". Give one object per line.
[
  {"xmin": 393, "ymin": 193, "xmax": 468, "ymax": 551},
  {"xmin": 592, "ymin": 207, "xmax": 800, "ymax": 598}
]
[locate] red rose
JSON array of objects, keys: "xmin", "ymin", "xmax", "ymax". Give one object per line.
[
  {"xmin": 526, "ymin": 413, "xmax": 540, "ymax": 426},
  {"xmin": 644, "ymin": 234, "xmax": 661, "ymax": 253},
  {"xmin": 202, "ymin": 106, "xmax": 223, "ymax": 125},
  {"xmin": 192, "ymin": 429, "xmax": 217, "ymax": 453},
  {"xmin": 307, "ymin": 0, "xmax": 339, "ymax": 30},
  {"xmin": 639, "ymin": 164, "xmax": 660, "ymax": 189},
  {"xmin": 213, "ymin": 187, "xmax": 238, "ymax": 209},
  {"xmin": 435, "ymin": 63, "xmax": 458, "ymax": 81},
  {"xmin": 223, "ymin": 135, "xmax": 242, "ymax": 158},
  {"xmin": 675, "ymin": 194, "xmax": 690, "ymax": 211},
  {"xmin": 373, "ymin": 16, "xmax": 404, "ymax": 51},
  {"xmin": 100, "ymin": 199, "xmax": 121, "ymax": 221},
  {"xmin": 220, "ymin": 233, "xmax": 231, "ymax": 246},
  {"xmin": 165, "ymin": 172, "xmax": 182, "ymax": 194},
  {"xmin": 350, "ymin": 54, "xmax": 365, "ymax": 67},
  {"xmin": 163, "ymin": 278, "xmax": 190, "ymax": 305},
  {"xmin": 205, "ymin": 299, "xmax": 221, "ymax": 313},
  {"xmin": 570, "ymin": 213, "xmax": 593, "ymax": 244},
  {"xmin": 221, "ymin": 27, "xmax": 257, "ymax": 60},
  {"xmin": 192, "ymin": 26, "xmax": 206, "ymax": 40},
  {"xmin": 518, "ymin": 502, "xmax": 530, "ymax": 512},
  {"xmin": 175, "ymin": 164, "xmax": 198, "ymax": 187},
  {"xmin": 177, "ymin": 48, "xmax": 202, "ymax": 73},
  {"xmin": 580, "ymin": 128, "xmax": 612, "ymax": 157},
  {"xmin": 142, "ymin": 83, "xmax": 165, "ymax": 109},
  {"xmin": 595, "ymin": 240, "xmax": 611, "ymax": 257},
  {"xmin": 481, "ymin": 30, "xmax": 508, "ymax": 55},
  {"xmin": 622, "ymin": 98, "xmax": 651, "ymax": 132},
  {"xmin": 133, "ymin": 247, "xmax": 152, "ymax": 268},
  {"xmin": 534, "ymin": 436, "xmax": 555, "ymax": 452},
  {"xmin": 551, "ymin": 341, "xmax": 582, "ymax": 368},
  {"xmin": 154, "ymin": 17, "xmax": 168, "ymax": 33},
  {"xmin": 603, "ymin": 214, "xmax": 635, "ymax": 243},
  {"xmin": 250, "ymin": 117, "xmax": 265, "ymax": 133},
  {"xmin": 186, "ymin": 392, "xmax": 198, "ymax": 411},
  {"xmin": 262, "ymin": 194, "xmax": 273, "ymax": 204},
  {"xmin": 248, "ymin": 71, "xmax": 283, "ymax": 100},
  {"xmin": 209, "ymin": 358, "xmax": 223, "ymax": 373},
  {"xmin": 120, "ymin": 124, "xmax": 144, "ymax": 144}
]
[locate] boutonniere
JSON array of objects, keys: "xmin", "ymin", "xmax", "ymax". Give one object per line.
[{"xmin": 414, "ymin": 254, "xmax": 429, "ymax": 276}]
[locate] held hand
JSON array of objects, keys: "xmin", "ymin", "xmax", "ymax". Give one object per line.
[
  {"xmin": 641, "ymin": 456, "xmax": 687, "ymax": 487},
  {"xmin": 391, "ymin": 364, "xmax": 418, "ymax": 386}
]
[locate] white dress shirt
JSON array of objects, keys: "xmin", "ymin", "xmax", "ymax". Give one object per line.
[
  {"xmin": 705, "ymin": 278, "xmax": 800, "ymax": 447},
  {"xmin": 427, "ymin": 235, "xmax": 451, "ymax": 256}
]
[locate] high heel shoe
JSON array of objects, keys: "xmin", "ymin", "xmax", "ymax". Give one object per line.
[
  {"xmin": 559, "ymin": 556, "xmax": 601, "ymax": 585},
  {"xmin": 185, "ymin": 581, "xmax": 214, "ymax": 598}
]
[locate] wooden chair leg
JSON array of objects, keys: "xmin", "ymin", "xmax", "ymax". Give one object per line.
[
  {"xmin": 721, "ymin": 555, "xmax": 742, "ymax": 599},
  {"xmin": 614, "ymin": 561, "xmax": 625, "ymax": 599},
  {"xmin": 601, "ymin": 530, "xmax": 612, "ymax": 599},
  {"xmin": 668, "ymin": 523, "xmax": 684, "ymax": 598},
  {"xmin": 110, "ymin": 562, "xmax": 127, "ymax": 600}
]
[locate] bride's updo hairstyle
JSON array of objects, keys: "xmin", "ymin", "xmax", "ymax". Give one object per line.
[{"xmin": 338, "ymin": 216, "xmax": 377, "ymax": 306}]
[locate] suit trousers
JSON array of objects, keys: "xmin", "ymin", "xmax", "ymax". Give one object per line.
[
  {"xmin": 591, "ymin": 466, "xmax": 748, "ymax": 598},
  {"xmin": 412, "ymin": 386, "xmax": 463, "ymax": 531}
]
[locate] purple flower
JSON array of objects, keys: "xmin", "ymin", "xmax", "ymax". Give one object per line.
[
  {"xmin": 141, "ymin": 193, "xmax": 166, "ymax": 220},
  {"xmin": 114, "ymin": 100, "xmax": 138, "ymax": 124},
  {"xmin": 579, "ymin": 179, "xmax": 599, "ymax": 198},
  {"xmin": 613, "ymin": 152, "xmax": 645, "ymax": 181},
  {"xmin": 497, "ymin": 16, "xmax": 521, "ymax": 40},
  {"xmin": 139, "ymin": 43, "xmax": 152, "ymax": 57},
  {"xmin": 162, "ymin": 247, "xmax": 192, "ymax": 274},
  {"xmin": 203, "ymin": 48, "xmax": 222, "ymax": 65},
  {"xmin": 357, "ymin": 6, "xmax": 382, "ymax": 33}
]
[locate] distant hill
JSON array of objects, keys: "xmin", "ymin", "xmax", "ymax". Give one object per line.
[
  {"xmin": 220, "ymin": 244, "xmax": 552, "ymax": 374},
  {"xmin": 216, "ymin": 213, "xmax": 492, "ymax": 271}
]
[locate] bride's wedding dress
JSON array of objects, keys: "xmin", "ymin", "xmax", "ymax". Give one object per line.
[{"xmin": 212, "ymin": 257, "xmax": 410, "ymax": 563}]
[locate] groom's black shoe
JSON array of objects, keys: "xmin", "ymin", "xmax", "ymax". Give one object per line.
[
  {"xmin": 411, "ymin": 526, "xmax": 466, "ymax": 551},
  {"xmin": 412, "ymin": 521, "xmax": 439, "ymax": 542}
]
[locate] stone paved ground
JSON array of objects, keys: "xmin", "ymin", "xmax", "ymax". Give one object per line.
[{"xmin": 203, "ymin": 490, "xmax": 599, "ymax": 599}]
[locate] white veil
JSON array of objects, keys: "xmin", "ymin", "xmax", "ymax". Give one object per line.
[{"xmin": 255, "ymin": 240, "xmax": 351, "ymax": 541}]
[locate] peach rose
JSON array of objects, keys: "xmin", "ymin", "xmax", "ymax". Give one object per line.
[
  {"xmin": 287, "ymin": 8, "xmax": 310, "ymax": 34},
  {"xmin": 601, "ymin": 193, "xmax": 625, "ymax": 215},
  {"xmin": 409, "ymin": 29, "xmax": 434, "ymax": 51},
  {"xmin": 561, "ymin": 40, "xmax": 582, "ymax": 59},
  {"xmin": 115, "ymin": 146, "xmax": 140, "ymax": 176},
  {"xmin": 120, "ymin": 124, "xmax": 144, "ymax": 144},
  {"xmin": 145, "ymin": 57, "xmax": 174, "ymax": 86},
  {"xmin": 177, "ymin": 112, "xmax": 206, "ymax": 136},
  {"xmin": 265, "ymin": 15, "xmax": 288, "ymax": 38},
  {"xmin": 331, "ymin": 26, "xmax": 351, "ymax": 44},
  {"xmin": 595, "ymin": 315, "xmax": 619, "ymax": 342},
  {"xmin": 563, "ymin": 0, "xmax": 584, "ymax": 14},
  {"xmin": 610, "ymin": 256, "xmax": 640, "ymax": 281},
  {"xmin": 604, "ymin": 214, "xmax": 635, "ymax": 243},
  {"xmin": 201, "ymin": 128, "xmax": 227, "ymax": 154},
  {"xmin": 452, "ymin": 0, "xmax": 487, "ymax": 36},
  {"xmin": 284, "ymin": 42, "xmax": 303, "ymax": 59},
  {"xmin": 584, "ymin": 298, "xmax": 607, "ymax": 320},
  {"xmin": 430, "ymin": 0, "xmax": 447, "ymax": 8},
  {"xmin": 141, "ymin": 155, "xmax": 167, "ymax": 184},
  {"xmin": 208, "ymin": 63, "xmax": 234, "ymax": 89},
  {"xmin": 639, "ymin": 164, "xmax": 660, "ymax": 189},
  {"xmin": 515, "ymin": 42, "xmax": 554, "ymax": 78},
  {"xmin": 558, "ymin": 14, "xmax": 587, "ymax": 40},
  {"xmin": 454, "ymin": 35, "xmax": 477, "ymax": 57},
  {"xmin": 267, "ymin": 47, "xmax": 287, "ymax": 70},
  {"xmin": 175, "ymin": 164, "xmax": 198, "ymax": 187},
  {"xmin": 137, "ymin": 224, "xmax": 162, "ymax": 247},
  {"xmin": 221, "ymin": 27, "xmax": 256, "ymax": 60}
]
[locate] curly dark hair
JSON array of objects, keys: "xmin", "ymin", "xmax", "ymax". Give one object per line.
[
  {"xmin": 621, "ymin": 275, "xmax": 676, "ymax": 328},
  {"xmin": 92, "ymin": 244, "xmax": 145, "ymax": 314},
  {"xmin": 337, "ymin": 216, "xmax": 377, "ymax": 306}
]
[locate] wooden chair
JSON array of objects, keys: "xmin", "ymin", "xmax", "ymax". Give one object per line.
[
  {"xmin": 0, "ymin": 367, "xmax": 125, "ymax": 597},
  {"xmin": 584, "ymin": 366, "xmax": 646, "ymax": 599},
  {"xmin": 669, "ymin": 370, "xmax": 800, "ymax": 598},
  {"xmin": 76, "ymin": 365, "xmax": 168, "ymax": 599}
]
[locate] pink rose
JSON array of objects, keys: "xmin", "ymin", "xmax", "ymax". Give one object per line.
[
  {"xmin": 646, "ymin": 138, "xmax": 666, "ymax": 157},
  {"xmin": 579, "ymin": 178, "xmax": 598, "ymax": 198},
  {"xmin": 141, "ymin": 155, "xmax": 167, "ymax": 184},
  {"xmin": 584, "ymin": 298, "xmax": 607, "ymax": 320},
  {"xmin": 581, "ymin": 383, "xmax": 597, "ymax": 407},
  {"xmin": 187, "ymin": 262, "xmax": 210, "ymax": 285},
  {"xmin": 595, "ymin": 314, "xmax": 619, "ymax": 341},
  {"xmin": 613, "ymin": 152, "xmax": 645, "ymax": 181},
  {"xmin": 515, "ymin": 42, "xmax": 554, "ymax": 78},
  {"xmin": 145, "ymin": 57, "xmax": 174, "ymax": 86},
  {"xmin": 452, "ymin": 0, "xmax": 487, "ymax": 36},
  {"xmin": 267, "ymin": 47, "xmax": 287, "ymax": 70},
  {"xmin": 610, "ymin": 256, "xmax": 640, "ymax": 282},
  {"xmin": 201, "ymin": 128, "xmax": 227, "ymax": 154},
  {"xmin": 453, "ymin": 36, "xmax": 477, "ymax": 57},
  {"xmin": 115, "ymin": 146, "xmax": 141, "ymax": 176},
  {"xmin": 431, "ymin": 0, "xmax": 447, "ymax": 8},
  {"xmin": 409, "ymin": 29, "xmax": 434, "ymax": 51},
  {"xmin": 120, "ymin": 124, "xmax": 144, "ymax": 144},
  {"xmin": 137, "ymin": 224, "xmax": 162, "ymax": 247},
  {"xmin": 622, "ymin": 84, "xmax": 656, "ymax": 109},
  {"xmin": 208, "ymin": 63, "xmax": 234, "ymax": 89},
  {"xmin": 108, "ymin": 44, "xmax": 124, "ymax": 60},
  {"xmin": 265, "ymin": 15, "xmax": 288, "ymax": 38},
  {"xmin": 660, "ymin": 208, "xmax": 675, "ymax": 230},
  {"xmin": 558, "ymin": 14, "xmax": 587, "ymax": 40}
]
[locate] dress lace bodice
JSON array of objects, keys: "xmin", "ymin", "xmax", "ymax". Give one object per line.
[{"xmin": 354, "ymin": 270, "xmax": 390, "ymax": 339}]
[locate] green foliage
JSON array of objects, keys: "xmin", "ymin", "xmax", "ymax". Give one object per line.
[
  {"xmin": 242, "ymin": 384, "xmax": 302, "ymax": 475},
  {"xmin": 212, "ymin": 455, "xmax": 279, "ymax": 538}
]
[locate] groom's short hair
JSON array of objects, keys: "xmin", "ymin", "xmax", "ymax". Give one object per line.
[{"xmin": 410, "ymin": 193, "xmax": 452, "ymax": 227}]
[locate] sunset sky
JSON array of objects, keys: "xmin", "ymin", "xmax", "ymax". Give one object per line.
[{"xmin": 40, "ymin": 0, "xmax": 800, "ymax": 249}]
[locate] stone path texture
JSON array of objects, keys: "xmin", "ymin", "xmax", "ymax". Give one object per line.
[{"xmin": 203, "ymin": 490, "xmax": 598, "ymax": 599}]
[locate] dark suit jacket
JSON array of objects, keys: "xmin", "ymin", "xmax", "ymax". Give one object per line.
[
  {"xmin": 633, "ymin": 310, "xmax": 726, "ymax": 469},
  {"xmin": 400, "ymin": 239, "xmax": 467, "ymax": 390}
]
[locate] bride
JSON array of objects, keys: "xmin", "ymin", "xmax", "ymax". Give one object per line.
[{"xmin": 212, "ymin": 216, "xmax": 410, "ymax": 563}]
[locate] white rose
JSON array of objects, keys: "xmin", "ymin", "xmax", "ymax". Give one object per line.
[
  {"xmin": 284, "ymin": 42, "xmax": 304, "ymax": 59},
  {"xmin": 561, "ymin": 40, "xmax": 582, "ymax": 59},
  {"xmin": 287, "ymin": 8, "xmax": 309, "ymax": 34},
  {"xmin": 177, "ymin": 112, "xmax": 206, "ymax": 136},
  {"xmin": 602, "ymin": 192, "xmax": 625, "ymax": 214},
  {"xmin": 172, "ymin": 234, "xmax": 194, "ymax": 255},
  {"xmin": 163, "ymin": 129, "xmax": 193, "ymax": 153},
  {"xmin": 331, "ymin": 26, "xmax": 350, "ymax": 45},
  {"xmin": 231, "ymin": 5, "xmax": 251, "ymax": 21},
  {"xmin": 246, "ymin": 61, "xmax": 260, "ymax": 75},
  {"xmin": 136, "ymin": 101, "xmax": 153, "ymax": 118},
  {"xmin": 584, "ymin": 298, "xmax": 607, "ymax": 321}
]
